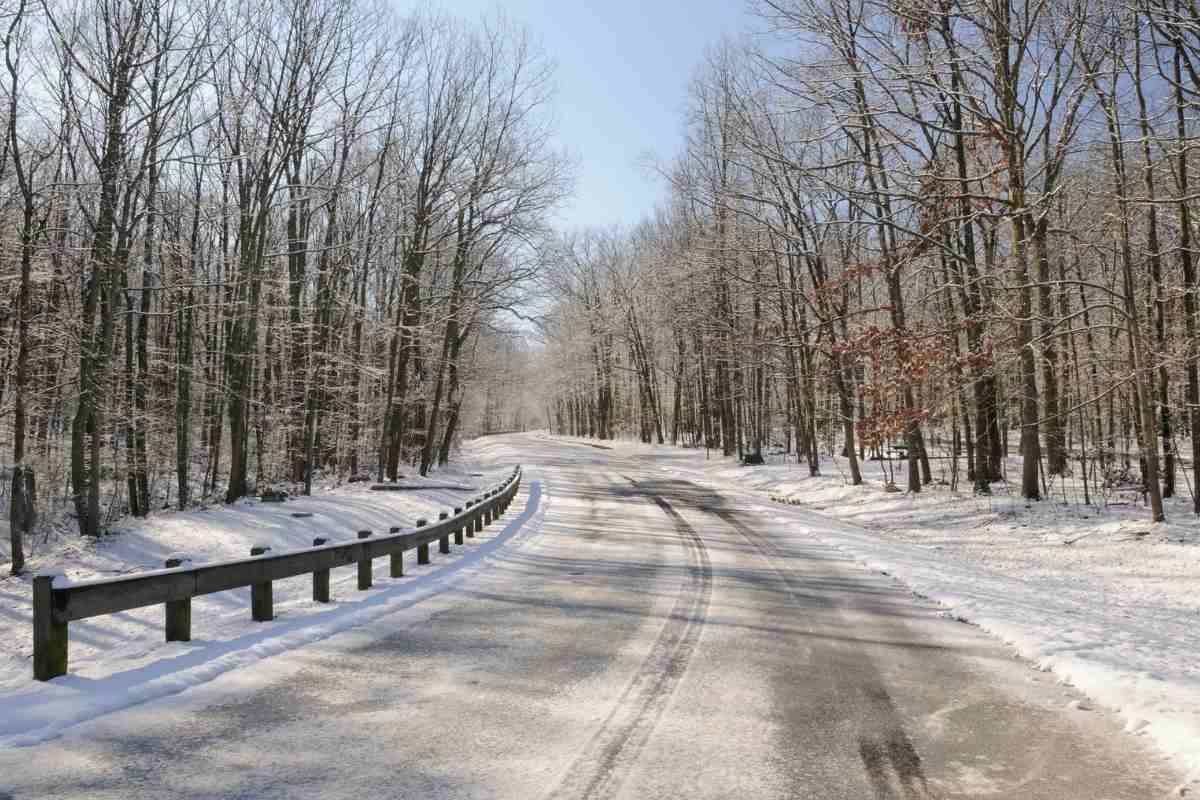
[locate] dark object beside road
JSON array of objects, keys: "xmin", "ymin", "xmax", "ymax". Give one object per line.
[{"xmin": 31, "ymin": 466, "xmax": 523, "ymax": 680}]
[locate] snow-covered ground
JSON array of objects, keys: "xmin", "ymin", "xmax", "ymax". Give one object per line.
[
  {"xmin": 537, "ymin": 432, "xmax": 1200, "ymax": 787},
  {"xmin": 0, "ymin": 453, "xmax": 532, "ymax": 747},
  {"xmin": 3, "ymin": 430, "xmax": 1197, "ymax": 790}
]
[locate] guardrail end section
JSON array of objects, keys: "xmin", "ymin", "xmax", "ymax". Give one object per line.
[{"xmin": 33, "ymin": 574, "xmax": 68, "ymax": 680}]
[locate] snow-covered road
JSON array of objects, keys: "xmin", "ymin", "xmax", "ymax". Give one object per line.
[{"xmin": 0, "ymin": 435, "xmax": 1183, "ymax": 798}]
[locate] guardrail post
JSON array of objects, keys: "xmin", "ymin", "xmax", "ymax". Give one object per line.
[
  {"xmin": 484, "ymin": 493, "xmax": 493, "ymax": 525},
  {"xmin": 416, "ymin": 519, "xmax": 430, "ymax": 564},
  {"xmin": 33, "ymin": 575, "xmax": 68, "ymax": 681},
  {"xmin": 312, "ymin": 538, "xmax": 331, "ymax": 602},
  {"xmin": 357, "ymin": 530, "xmax": 373, "ymax": 589},
  {"xmin": 438, "ymin": 512, "xmax": 450, "ymax": 553},
  {"xmin": 466, "ymin": 501, "xmax": 476, "ymax": 537},
  {"xmin": 250, "ymin": 546, "xmax": 273, "ymax": 621},
  {"xmin": 164, "ymin": 557, "xmax": 192, "ymax": 641},
  {"xmin": 454, "ymin": 507, "xmax": 464, "ymax": 544},
  {"xmin": 389, "ymin": 526, "xmax": 404, "ymax": 577}
]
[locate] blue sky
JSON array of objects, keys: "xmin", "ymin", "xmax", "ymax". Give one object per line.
[{"xmin": 437, "ymin": 0, "xmax": 752, "ymax": 230}]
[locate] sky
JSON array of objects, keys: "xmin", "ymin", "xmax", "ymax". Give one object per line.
[{"xmin": 434, "ymin": 0, "xmax": 753, "ymax": 230}]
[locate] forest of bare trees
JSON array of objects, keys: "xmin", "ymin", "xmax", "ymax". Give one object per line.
[
  {"xmin": 10, "ymin": 0, "xmax": 1200, "ymax": 579},
  {"xmin": 0, "ymin": 0, "xmax": 570, "ymax": 574},
  {"xmin": 541, "ymin": 0, "xmax": 1200, "ymax": 525}
]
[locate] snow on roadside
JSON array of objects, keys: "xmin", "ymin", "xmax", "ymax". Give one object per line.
[
  {"xmin": 0, "ymin": 456, "xmax": 538, "ymax": 747},
  {"xmin": 542, "ymin": 432, "xmax": 1200, "ymax": 787}
]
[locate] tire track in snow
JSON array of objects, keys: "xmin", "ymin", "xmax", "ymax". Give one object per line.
[
  {"xmin": 546, "ymin": 478, "xmax": 712, "ymax": 800},
  {"xmin": 706, "ymin": 505, "xmax": 934, "ymax": 799}
]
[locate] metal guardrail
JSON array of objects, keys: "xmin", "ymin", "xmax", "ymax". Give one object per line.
[{"xmin": 32, "ymin": 466, "xmax": 522, "ymax": 681}]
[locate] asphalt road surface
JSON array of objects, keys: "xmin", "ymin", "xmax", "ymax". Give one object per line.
[{"xmin": 0, "ymin": 435, "xmax": 1181, "ymax": 798}]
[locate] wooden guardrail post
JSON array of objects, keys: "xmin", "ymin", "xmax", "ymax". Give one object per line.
[
  {"xmin": 389, "ymin": 527, "xmax": 404, "ymax": 577},
  {"xmin": 164, "ymin": 557, "xmax": 192, "ymax": 641},
  {"xmin": 454, "ymin": 507, "xmax": 464, "ymax": 544},
  {"xmin": 33, "ymin": 574, "xmax": 68, "ymax": 680},
  {"xmin": 484, "ymin": 492, "xmax": 493, "ymax": 525},
  {"xmin": 357, "ymin": 530, "xmax": 373, "ymax": 589},
  {"xmin": 465, "ymin": 501, "xmax": 476, "ymax": 537},
  {"xmin": 416, "ymin": 519, "xmax": 430, "ymax": 564},
  {"xmin": 250, "ymin": 546, "xmax": 273, "ymax": 621},
  {"xmin": 473, "ymin": 499, "xmax": 484, "ymax": 534},
  {"xmin": 312, "ymin": 538, "xmax": 331, "ymax": 602},
  {"xmin": 438, "ymin": 512, "xmax": 450, "ymax": 553}
]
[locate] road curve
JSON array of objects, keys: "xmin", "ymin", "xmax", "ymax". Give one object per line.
[{"xmin": 0, "ymin": 435, "xmax": 1181, "ymax": 799}]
